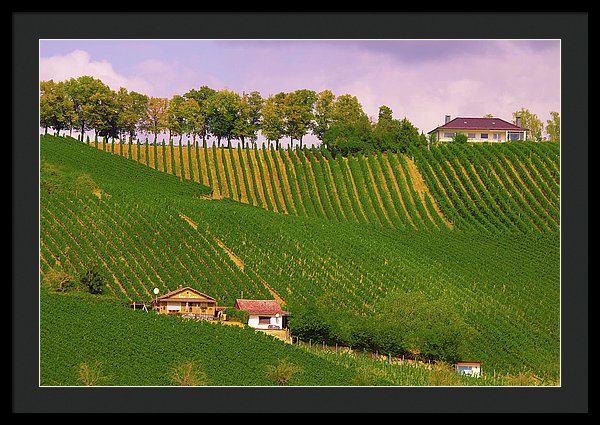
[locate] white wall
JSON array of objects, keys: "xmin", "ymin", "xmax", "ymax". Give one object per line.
[{"xmin": 247, "ymin": 315, "xmax": 282, "ymax": 329}]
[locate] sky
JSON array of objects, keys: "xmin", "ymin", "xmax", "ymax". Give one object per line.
[{"xmin": 39, "ymin": 39, "xmax": 560, "ymax": 145}]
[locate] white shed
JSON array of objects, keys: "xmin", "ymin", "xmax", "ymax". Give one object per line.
[
  {"xmin": 456, "ymin": 361, "xmax": 483, "ymax": 377},
  {"xmin": 233, "ymin": 299, "xmax": 286, "ymax": 329}
]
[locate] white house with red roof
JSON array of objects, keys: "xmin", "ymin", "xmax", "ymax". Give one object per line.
[
  {"xmin": 428, "ymin": 115, "xmax": 528, "ymax": 143},
  {"xmin": 234, "ymin": 299, "xmax": 287, "ymax": 329}
]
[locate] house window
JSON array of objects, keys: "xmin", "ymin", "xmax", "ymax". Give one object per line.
[
  {"xmin": 467, "ymin": 133, "xmax": 476, "ymax": 139},
  {"xmin": 508, "ymin": 132, "xmax": 523, "ymax": 141},
  {"xmin": 480, "ymin": 133, "xmax": 488, "ymax": 139},
  {"xmin": 443, "ymin": 132, "xmax": 455, "ymax": 138},
  {"xmin": 493, "ymin": 133, "xmax": 500, "ymax": 140},
  {"xmin": 258, "ymin": 316, "xmax": 271, "ymax": 324}
]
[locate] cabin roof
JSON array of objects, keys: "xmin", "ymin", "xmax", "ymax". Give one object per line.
[{"xmin": 153, "ymin": 286, "xmax": 216, "ymax": 302}]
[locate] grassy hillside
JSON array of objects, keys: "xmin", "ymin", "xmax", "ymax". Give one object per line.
[
  {"xmin": 40, "ymin": 289, "xmax": 362, "ymax": 386},
  {"xmin": 89, "ymin": 137, "xmax": 559, "ymax": 234},
  {"xmin": 39, "ymin": 135, "xmax": 560, "ymax": 383}
]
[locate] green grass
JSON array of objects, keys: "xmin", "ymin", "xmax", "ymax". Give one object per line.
[{"xmin": 39, "ymin": 135, "xmax": 561, "ymax": 383}]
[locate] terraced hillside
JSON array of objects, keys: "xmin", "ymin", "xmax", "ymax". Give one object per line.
[
  {"xmin": 89, "ymin": 138, "xmax": 559, "ymax": 233},
  {"xmin": 91, "ymin": 140, "xmax": 451, "ymax": 230},
  {"xmin": 40, "ymin": 135, "xmax": 560, "ymax": 380}
]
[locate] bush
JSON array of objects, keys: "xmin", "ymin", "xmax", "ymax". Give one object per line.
[
  {"xmin": 265, "ymin": 358, "xmax": 302, "ymax": 386},
  {"xmin": 41, "ymin": 268, "xmax": 76, "ymax": 292},
  {"xmin": 373, "ymin": 290, "xmax": 470, "ymax": 363},
  {"xmin": 77, "ymin": 361, "xmax": 108, "ymax": 386},
  {"xmin": 452, "ymin": 133, "xmax": 468, "ymax": 144},
  {"xmin": 170, "ymin": 359, "xmax": 208, "ymax": 386},
  {"xmin": 78, "ymin": 266, "xmax": 107, "ymax": 295},
  {"xmin": 223, "ymin": 307, "xmax": 249, "ymax": 324},
  {"xmin": 287, "ymin": 304, "xmax": 335, "ymax": 344}
]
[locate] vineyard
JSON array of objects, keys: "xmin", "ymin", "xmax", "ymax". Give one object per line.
[
  {"xmin": 86, "ymin": 136, "xmax": 559, "ymax": 233},
  {"xmin": 39, "ymin": 134, "xmax": 561, "ymax": 383}
]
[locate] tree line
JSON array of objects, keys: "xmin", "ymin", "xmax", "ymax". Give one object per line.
[{"xmin": 40, "ymin": 75, "xmax": 428, "ymax": 157}]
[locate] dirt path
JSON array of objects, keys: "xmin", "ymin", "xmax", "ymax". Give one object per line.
[{"xmin": 404, "ymin": 155, "xmax": 452, "ymax": 228}]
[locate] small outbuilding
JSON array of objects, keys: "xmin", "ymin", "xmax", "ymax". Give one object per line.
[
  {"xmin": 455, "ymin": 361, "xmax": 483, "ymax": 378},
  {"xmin": 151, "ymin": 285, "xmax": 217, "ymax": 320},
  {"xmin": 233, "ymin": 299, "xmax": 288, "ymax": 329}
]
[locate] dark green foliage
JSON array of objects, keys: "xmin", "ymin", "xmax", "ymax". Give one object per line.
[
  {"xmin": 452, "ymin": 133, "xmax": 468, "ymax": 144},
  {"xmin": 223, "ymin": 307, "xmax": 249, "ymax": 324},
  {"xmin": 78, "ymin": 265, "xmax": 107, "ymax": 295},
  {"xmin": 322, "ymin": 120, "xmax": 372, "ymax": 158},
  {"xmin": 290, "ymin": 292, "xmax": 470, "ymax": 363},
  {"xmin": 288, "ymin": 304, "xmax": 336, "ymax": 344}
]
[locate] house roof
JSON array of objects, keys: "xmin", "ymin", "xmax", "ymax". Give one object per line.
[
  {"xmin": 234, "ymin": 299, "xmax": 284, "ymax": 315},
  {"xmin": 429, "ymin": 117, "xmax": 528, "ymax": 134},
  {"xmin": 153, "ymin": 286, "xmax": 216, "ymax": 302}
]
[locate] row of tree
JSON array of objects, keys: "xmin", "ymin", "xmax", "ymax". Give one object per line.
[
  {"xmin": 40, "ymin": 76, "xmax": 427, "ymax": 156},
  {"xmin": 40, "ymin": 76, "xmax": 558, "ymax": 157}
]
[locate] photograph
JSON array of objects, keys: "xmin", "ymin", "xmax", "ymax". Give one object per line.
[{"xmin": 13, "ymin": 12, "xmax": 588, "ymax": 414}]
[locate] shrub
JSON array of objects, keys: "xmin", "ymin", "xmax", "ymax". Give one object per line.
[
  {"xmin": 77, "ymin": 361, "xmax": 108, "ymax": 386},
  {"xmin": 223, "ymin": 307, "xmax": 249, "ymax": 324},
  {"xmin": 373, "ymin": 290, "xmax": 470, "ymax": 363},
  {"xmin": 170, "ymin": 359, "xmax": 208, "ymax": 386},
  {"xmin": 41, "ymin": 268, "xmax": 76, "ymax": 292},
  {"xmin": 265, "ymin": 358, "xmax": 302, "ymax": 386},
  {"xmin": 78, "ymin": 266, "xmax": 107, "ymax": 295},
  {"xmin": 452, "ymin": 133, "xmax": 468, "ymax": 144}
]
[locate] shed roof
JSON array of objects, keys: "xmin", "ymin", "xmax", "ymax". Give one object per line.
[
  {"xmin": 429, "ymin": 117, "xmax": 528, "ymax": 133},
  {"xmin": 234, "ymin": 299, "xmax": 284, "ymax": 315}
]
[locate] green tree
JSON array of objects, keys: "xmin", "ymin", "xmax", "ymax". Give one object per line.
[
  {"xmin": 372, "ymin": 106, "xmax": 422, "ymax": 153},
  {"xmin": 233, "ymin": 91, "xmax": 264, "ymax": 148},
  {"xmin": 63, "ymin": 76, "xmax": 114, "ymax": 141},
  {"xmin": 205, "ymin": 90, "xmax": 241, "ymax": 147},
  {"xmin": 181, "ymin": 98, "xmax": 203, "ymax": 147},
  {"xmin": 513, "ymin": 108, "xmax": 543, "ymax": 141},
  {"xmin": 116, "ymin": 88, "xmax": 148, "ymax": 144},
  {"xmin": 142, "ymin": 96, "xmax": 169, "ymax": 145},
  {"xmin": 284, "ymin": 89, "xmax": 317, "ymax": 149},
  {"xmin": 78, "ymin": 266, "xmax": 107, "ymax": 295},
  {"xmin": 166, "ymin": 95, "xmax": 186, "ymax": 141},
  {"xmin": 373, "ymin": 290, "xmax": 470, "ymax": 362},
  {"xmin": 313, "ymin": 90, "xmax": 336, "ymax": 142},
  {"xmin": 40, "ymin": 80, "xmax": 73, "ymax": 135},
  {"xmin": 261, "ymin": 92, "xmax": 287, "ymax": 149},
  {"xmin": 545, "ymin": 111, "xmax": 560, "ymax": 142},
  {"xmin": 322, "ymin": 94, "xmax": 372, "ymax": 156},
  {"xmin": 184, "ymin": 86, "xmax": 216, "ymax": 148}
]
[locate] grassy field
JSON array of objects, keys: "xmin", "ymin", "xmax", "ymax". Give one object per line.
[{"xmin": 39, "ymin": 135, "xmax": 560, "ymax": 384}]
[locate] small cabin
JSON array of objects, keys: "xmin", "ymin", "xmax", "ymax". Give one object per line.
[
  {"xmin": 456, "ymin": 361, "xmax": 483, "ymax": 377},
  {"xmin": 233, "ymin": 299, "xmax": 288, "ymax": 329},
  {"xmin": 151, "ymin": 285, "xmax": 217, "ymax": 320}
]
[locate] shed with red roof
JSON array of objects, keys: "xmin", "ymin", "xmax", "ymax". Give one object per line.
[
  {"xmin": 428, "ymin": 115, "xmax": 528, "ymax": 142},
  {"xmin": 234, "ymin": 299, "xmax": 288, "ymax": 329}
]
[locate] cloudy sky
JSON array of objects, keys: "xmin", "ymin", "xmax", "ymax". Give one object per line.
[{"xmin": 39, "ymin": 39, "xmax": 560, "ymax": 143}]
